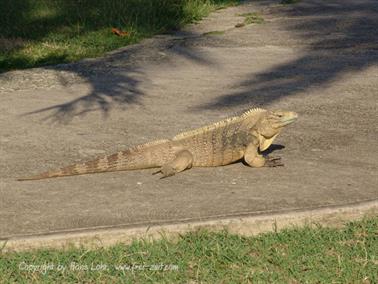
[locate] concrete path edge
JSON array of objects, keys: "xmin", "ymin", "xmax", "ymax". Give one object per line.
[{"xmin": 2, "ymin": 200, "xmax": 377, "ymax": 252}]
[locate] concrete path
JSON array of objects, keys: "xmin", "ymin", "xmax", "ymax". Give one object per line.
[{"xmin": 1, "ymin": 0, "xmax": 377, "ymax": 249}]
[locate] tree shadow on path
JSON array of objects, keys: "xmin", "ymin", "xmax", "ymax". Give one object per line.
[
  {"xmin": 21, "ymin": 33, "xmax": 216, "ymax": 124},
  {"xmin": 23, "ymin": 55, "xmax": 145, "ymax": 123},
  {"xmin": 196, "ymin": 0, "xmax": 378, "ymax": 109}
]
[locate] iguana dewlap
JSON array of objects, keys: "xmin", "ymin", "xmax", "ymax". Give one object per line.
[{"xmin": 18, "ymin": 108, "xmax": 298, "ymax": 180}]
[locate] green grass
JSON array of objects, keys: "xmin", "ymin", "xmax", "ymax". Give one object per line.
[
  {"xmin": 1, "ymin": 217, "xmax": 377, "ymax": 283},
  {"xmin": 0, "ymin": 0, "xmax": 238, "ymax": 72},
  {"xmin": 236, "ymin": 12, "xmax": 264, "ymax": 27},
  {"xmin": 203, "ymin": 30, "xmax": 226, "ymax": 36}
]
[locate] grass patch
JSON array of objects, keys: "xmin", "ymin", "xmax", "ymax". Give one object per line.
[
  {"xmin": 235, "ymin": 12, "xmax": 264, "ymax": 28},
  {"xmin": 1, "ymin": 217, "xmax": 377, "ymax": 283},
  {"xmin": 240, "ymin": 12, "xmax": 264, "ymax": 25},
  {"xmin": 203, "ymin": 30, "xmax": 226, "ymax": 36},
  {"xmin": 0, "ymin": 0, "xmax": 239, "ymax": 72}
]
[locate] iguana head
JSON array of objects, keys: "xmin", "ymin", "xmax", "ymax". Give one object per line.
[{"xmin": 256, "ymin": 110, "xmax": 298, "ymax": 151}]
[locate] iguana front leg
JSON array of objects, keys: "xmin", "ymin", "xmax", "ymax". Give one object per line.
[
  {"xmin": 244, "ymin": 143, "xmax": 283, "ymax": 168},
  {"xmin": 153, "ymin": 150, "xmax": 193, "ymax": 178}
]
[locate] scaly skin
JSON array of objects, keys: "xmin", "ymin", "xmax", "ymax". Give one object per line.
[{"xmin": 18, "ymin": 108, "xmax": 298, "ymax": 180}]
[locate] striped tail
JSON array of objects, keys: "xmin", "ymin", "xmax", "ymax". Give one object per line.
[{"xmin": 18, "ymin": 139, "xmax": 172, "ymax": 181}]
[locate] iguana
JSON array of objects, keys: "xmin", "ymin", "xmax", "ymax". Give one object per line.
[{"xmin": 18, "ymin": 108, "xmax": 298, "ymax": 181}]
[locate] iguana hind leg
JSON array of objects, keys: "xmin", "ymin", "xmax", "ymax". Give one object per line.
[
  {"xmin": 244, "ymin": 143, "xmax": 283, "ymax": 168},
  {"xmin": 153, "ymin": 150, "xmax": 193, "ymax": 178}
]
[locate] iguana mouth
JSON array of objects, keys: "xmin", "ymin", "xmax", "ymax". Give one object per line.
[{"xmin": 279, "ymin": 112, "xmax": 298, "ymax": 126}]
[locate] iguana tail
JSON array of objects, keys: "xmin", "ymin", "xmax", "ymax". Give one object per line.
[{"xmin": 18, "ymin": 139, "xmax": 172, "ymax": 181}]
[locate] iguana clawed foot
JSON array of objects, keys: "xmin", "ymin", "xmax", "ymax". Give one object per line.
[
  {"xmin": 153, "ymin": 165, "xmax": 177, "ymax": 179},
  {"xmin": 152, "ymin": 150, "xmax": 193, "ymax": 178},
  {"xmin": 264, "ymin": 156, "xmax": 284, "ymax": 167}
]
